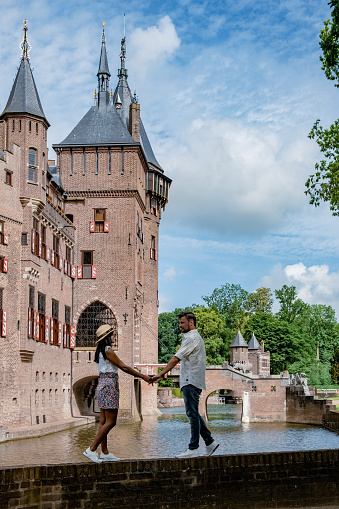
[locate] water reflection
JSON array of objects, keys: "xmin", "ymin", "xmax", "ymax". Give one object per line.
[{"xmin": 0, "ymin": 405, "xmax": 338, "ymax": 468}]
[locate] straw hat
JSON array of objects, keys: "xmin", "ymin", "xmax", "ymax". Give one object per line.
[{"xmin": 95, "ymin": 324, "xmax": 116, "ymax": 344}]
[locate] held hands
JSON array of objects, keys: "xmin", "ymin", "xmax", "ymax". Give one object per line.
[{"xmin": 147, "ymin": 374, "xmax": 163, "ymax": 385}]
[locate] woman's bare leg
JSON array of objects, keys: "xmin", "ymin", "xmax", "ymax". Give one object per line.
[{"xmin": 90, "ymin": 409, "xmax": 118, "ymax": 452}]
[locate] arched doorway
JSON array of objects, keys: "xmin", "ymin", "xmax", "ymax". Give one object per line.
[{"xmin": 76, "ymin": 300, "xmax": 118, "ymax": 348}]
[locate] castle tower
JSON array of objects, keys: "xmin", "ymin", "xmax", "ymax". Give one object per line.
[
  {"xmin": 53, "ymin": 25, "xmax": 171, "ymax": 422},
  {"xmin": 230, "ymin": 331, "xmax": 249, "ymax": 364},
  {"xmin": 248, "ymin": 334, "xmax": 271, "ymax": 376},
  {"xmin": 0, "ymin": 21, "xmax": 74, "ymax": 430}
]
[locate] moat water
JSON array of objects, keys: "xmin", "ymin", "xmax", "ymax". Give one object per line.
[{"xmin": 0, "ymin": 405, "xmax": 338, "ymax": 467}]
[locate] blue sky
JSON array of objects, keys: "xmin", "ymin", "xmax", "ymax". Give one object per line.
[{"xmin": 2, "ymin": 0, "xmax": 339, "ymax": 315}]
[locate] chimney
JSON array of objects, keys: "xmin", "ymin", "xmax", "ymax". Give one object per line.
[{"xmin": 129, "ymin": 102, "xmax": 140, "ymax": 142}]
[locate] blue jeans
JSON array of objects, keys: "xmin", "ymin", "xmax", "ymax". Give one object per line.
[{"xmin": 182, "ymin": 384, "xmax": 213, "ymax": 450}]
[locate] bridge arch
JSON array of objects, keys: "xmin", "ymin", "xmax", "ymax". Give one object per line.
[{"xmin": 73, "ymin": 375, "xmax": 99, "ymax": 416}]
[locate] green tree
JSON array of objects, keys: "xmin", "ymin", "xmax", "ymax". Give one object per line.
[
  {"xmin": 306, "ymin": 1, "xmax": 339, "ymax": 214},
  {"xmin": 244, "ymin": 287, "xmax": 273, "ymax": 315},
  {"xmin": 194, "ymin": 307, "xmax": 228, "ymax": 365},
  {"xmin": 244, "ymin": 312, "xmax": 312, "ymax": 374},
  {"xmin": 202, "ymin": 283, "xmax": 249, "ymax": 331},
  {"xmin": 274, "ymin": 285, "xmax": 307, "ymax": 323},
  {"xmin": 158, "ymin": 308, "xmax": 185, "ymax": 363}
]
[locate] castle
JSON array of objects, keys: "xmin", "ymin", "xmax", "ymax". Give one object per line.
[{"xmin": 0, "ymin": 20, "xmax": 171, "ymax": 432}]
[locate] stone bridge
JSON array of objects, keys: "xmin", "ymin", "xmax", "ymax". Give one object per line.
[{"xmin": 199, "ymin": 365, "xmax": 290, "ymax": 422}]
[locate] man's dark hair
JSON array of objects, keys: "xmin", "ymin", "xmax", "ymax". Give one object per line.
[{"xmin": 178, "ymin": 310, "xmax": 196, "ymax": 326}]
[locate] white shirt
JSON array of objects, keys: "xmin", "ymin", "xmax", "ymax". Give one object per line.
[
  {"xmin": 175, "ymin": 329, "xmax": 206, "ymax": 390},
  {"xmin": 98, "ymin": 346, "xmax": 118, "ymax": 374}
]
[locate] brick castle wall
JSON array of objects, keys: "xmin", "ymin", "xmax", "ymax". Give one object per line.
[{"xmin": 1, "ymin": 450, "xmax": 339, "ymax": 509}]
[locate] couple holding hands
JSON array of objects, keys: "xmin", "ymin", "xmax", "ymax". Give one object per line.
[{"xmin": 83, "ymin": 311, "xmax": 219, "ymax": 463}]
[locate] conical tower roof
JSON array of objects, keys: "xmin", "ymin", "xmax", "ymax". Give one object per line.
[
  {"xmin": 113, "ymin": 36, "xmax": 163, "ymax": 170},
  {"xmin": 248, "ymin": 333, "xmax": 260, "ymax": 350},
  {"xmin": 1, "ymin": 20, "xmax": 49, "ymax": 124},
  {"xmin": 230, "ymin": 331, "xmax": 248, "ymax": 348},
  {"xmin": 54, "ymin": 26, "xmax": 135, "ymax": 148}
]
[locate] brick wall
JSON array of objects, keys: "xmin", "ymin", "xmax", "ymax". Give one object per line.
[{"xmin": 1, "ymin": 450, "xmax": 339, "ymax": 508}]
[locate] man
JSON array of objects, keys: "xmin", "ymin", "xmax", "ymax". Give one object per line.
[{"xmin": 150, "ymin": 310, "xmax": 219, "ymax": 458}]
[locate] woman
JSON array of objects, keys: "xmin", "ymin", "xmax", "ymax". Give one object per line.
[{"xmin": 83, "ymin": 324, "xmax": 151, "ymax": 463}]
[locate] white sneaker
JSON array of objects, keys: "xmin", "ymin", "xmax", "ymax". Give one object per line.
[
  {"xmin": 205, "ymin": 441, "xmax": 219, "ymax": 456},
  {"xmin": 100, "ymin": 452, "xmax": 120, "ymax": 462},
  {"xmin": 83, "ymin": 447, "xmax": 101, "ymax": 463},
  {"xmin": 176, "ymin": 448, "xmax": 199, "ymax": 458}
]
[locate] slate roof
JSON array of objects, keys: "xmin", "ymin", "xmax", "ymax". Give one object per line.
[
  {"xmin": 1, "ymin": 59, "xmax": 48, "ymax": 124},
  {"xmin": 248, "ymin": 334, "xmax": 260, "ymax": 350},
  {"xmin": 230, "ymin": 331, "xmax": 248, "ymax": 348},
  {"xmin": 54, "ymin": 101, "xmax": 136, "ymax": 147},
  {"xmin": 113, "ymin": 53, "xmax": 163, "ymax": 170}
]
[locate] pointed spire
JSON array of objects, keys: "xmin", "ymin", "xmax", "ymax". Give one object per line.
[
  {"xmin": 118, "ymin": 35, "xmax": 128, "ymax": 79},
  {"xmin": 1, "ymin": 19, "xmax": 48, "ymax": 123},
  {"xmin": 248, "ymin": 333, "xmax": 260, "ymax": 350},
  {"xmin": 230, "ymin": 331, "xmax": 248, "ymax": 348},
  {"xmin": 97, "ymin": 22, "xmax": 110, "ymax": 106}
]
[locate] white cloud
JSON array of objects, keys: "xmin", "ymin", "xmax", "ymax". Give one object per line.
[
  {"xmin": 163, "ymin": 266, "xmax": 176, "ymax": 279},
  {"xmin": 259, "ymin": 262, "xmax": 339, "ymax": 316},
  {"xmin": 129, "ymin": 16, "xmax": 180, "ymax": 77}
]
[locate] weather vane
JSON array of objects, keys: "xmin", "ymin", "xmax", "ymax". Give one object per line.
[{"xmin": 21, "ymin": 18, "xmax": 31, "ymax": 60}]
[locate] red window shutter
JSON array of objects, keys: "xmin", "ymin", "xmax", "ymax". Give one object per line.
[
  {"xmin": 58, "ymin": 321, "xmax": 62, "ymax": 346},
  {"xmin": 46, "ymin": 247, "xmax": 50, "ymax": 262},
  {"xmin": 63, "ymin": 323, "xmax": 67, "ymax": 347},
  {"xmin": 154, "ymin": 249, "xmax": 158, "ymax": 261},
  {"xmin": 51, "ymin": 250, "xmax": 55, "ymax": 266},
  {"xmin": 36, "ymin": 312, "xmax": 40, "ymax": 341},
  {"xmin": 45, "ymin": 316, "xmax": 49, "ymax": 343},
  {"xmin": 91, "ymin": 265, "xmax": 97, "ymax": 279},
  {"xmin": 90, "ymin": 222, "xmax": 95, "ymax": 233},
  {"xmin": 3, "ymin": 259, "xmax": 8, "ymax": 273},
  {"xmin": 64, "ymin": 259, "xmax": 68, "ymax": 274},
  {"xmin": 77, "ymin": 266, "xmax": 82, "ymax": 279},
  {"xmin": 59, "ymin": 256, "xmax": 63, "ymax": 271},
  {"xmin": 71, "ymin": 265, "xmax": 76, "ymax": 278},
  {"xmin": 104, "ymin": 221, "xmax": 110, "ymax": 232},
  {"xmin": 31, "ymin": 229, "xmax": 35, "ymax": 253},
  {"xmin": 1, "ymin": 310, "xmax": 7, "ymax": 337},
  {"xmin": 3, "ymin": 234, "xmax": 8, "ymax": 245},
  {"xmin": 50, "ymin": 318, "xmax": 54, "ymax": 344},
  {"xmin": 38, "ymin": 234, "xmax": 42, "ymax": 257},
  {"xmin": 28, "ymin": 308, "xmax": 32, "ymax": 338},
  {"xmin": 70, "ymin": 325, "xmax": 75, "ymax": 349},
  {"xmin": 150, "ymin": 248, "xmax": 153, "ymax": 260},
  {"xmin": 33, "ymin": 310, "xmax": 37, "ymax": 339}
]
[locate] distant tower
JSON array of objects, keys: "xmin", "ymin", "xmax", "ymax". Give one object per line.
[
  {"xmin": 53, "ymin": 25, "xmax": 171, "ymax": 422},
  {"xmin": 230, "ymin": 331, "xmax": 248, "ymax": 364},
  {"xmin": 248, "ymin": 334, "xmax": 270, "ymax": 376}
]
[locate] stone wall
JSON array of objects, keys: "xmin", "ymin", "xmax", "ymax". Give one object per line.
[
  {"xmin": 1, "ymin": 450, "xmax": 339, "ymax": 509},
  {"xmin": 286, "ymin": 386, "xmax": 336, "ymax": 425}
]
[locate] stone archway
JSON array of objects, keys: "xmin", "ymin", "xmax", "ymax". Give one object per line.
[
  {"xmin": 73, "ymin": 375, "xmax": 99, "ymax": 416},
  {"xmin": 75, "ymin": 300, "xmax": 118, "ymax": 348}
]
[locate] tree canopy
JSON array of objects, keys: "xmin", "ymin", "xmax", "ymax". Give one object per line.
[{"xmin": 305, "ymin": 0, "xmax": 339, "ymax": 214}]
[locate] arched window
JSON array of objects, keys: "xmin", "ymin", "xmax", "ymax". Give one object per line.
[
  {"xmin": 76, "ymin": 301, "xmax": 118, "ymax": 348},
  {"xmin": 28, "ymin": 148, "xmax": 37, "ymax": 182}
]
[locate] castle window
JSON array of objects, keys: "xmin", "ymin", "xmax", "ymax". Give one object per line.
[
  {"xmin": 5, "ymin": 170, "xmax": 12, "ymax": 186},
  {"xmin": 76, "ymin": 300, "xmax": 118, "ymax": 348},
  {"xmin": 81, "ymin": 251, "xmax": 94, "ymax": 279},
  {"xmin": 94, "ymin": 209, "xmax": 105, "ymax": 232},
  {"xmin": 32, "ymin": 218, "xmax": 39, "ymax": 256},
  {"xmin": 21, "ymin": 233, "xmax": 28, "ymax": 245},
  {"xmin": 38, "ymin": 292, "xmax": 46, "ymax": 343},
  {"xmin": 41, "ymin": 225, "xmax": 46, "ymax": 259},
  {"xmin": 19, "ymin": 120, "xmax": 21, "ymax": 132},
  {"xmin": 12, "ymin": 120, "xmax": 15, "ymax": 132},
  {"xmin": 83, "ymin": 149, "xmax": 86, "ymax": 174},
  {"xmin": 150, "ymin": 236, "xmax": 157, "ymax": 261},
  {"xmin": 53, "ymin": 235, "xmax": 60, "ymax": 268},
  {"xmin": 64, "ymin": 305, "xmax": 71, "ymax": 348},
  {"xmin": 0, "ymin": 221, "xmax": 4, "ymax": 244},
  {"xmin": 96, "ymin": 148, "xmax": 98, "ymax": 174},
  {"xmin": 70, "ymin": 149, "xmax": 73, "ymax": 175},
  {"xmin": 108, "ymin": 148, "xmax": 111, "ymax": 174},
  {"xmin": 52, "ymin": 299, "xmax": 59, "ymax": 346},
  {"xmin": 36, "ymin": 123, "xmax": 38, "ymax": 135},
  {"xmin": 29, "ymin": 121, "xmax": 31, "ymax": 132},
  {"xmin": 28, "ymin": 148, "xmax": 37, "ymax": 182},
  {"xmin": 151, "ymin": 198, "xmax": 158, "ymax": 216}
]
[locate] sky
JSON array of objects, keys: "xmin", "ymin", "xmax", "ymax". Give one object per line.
[{"xmin": 1, "ymin": 0, "xmax": 339, "ymax": 316}]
